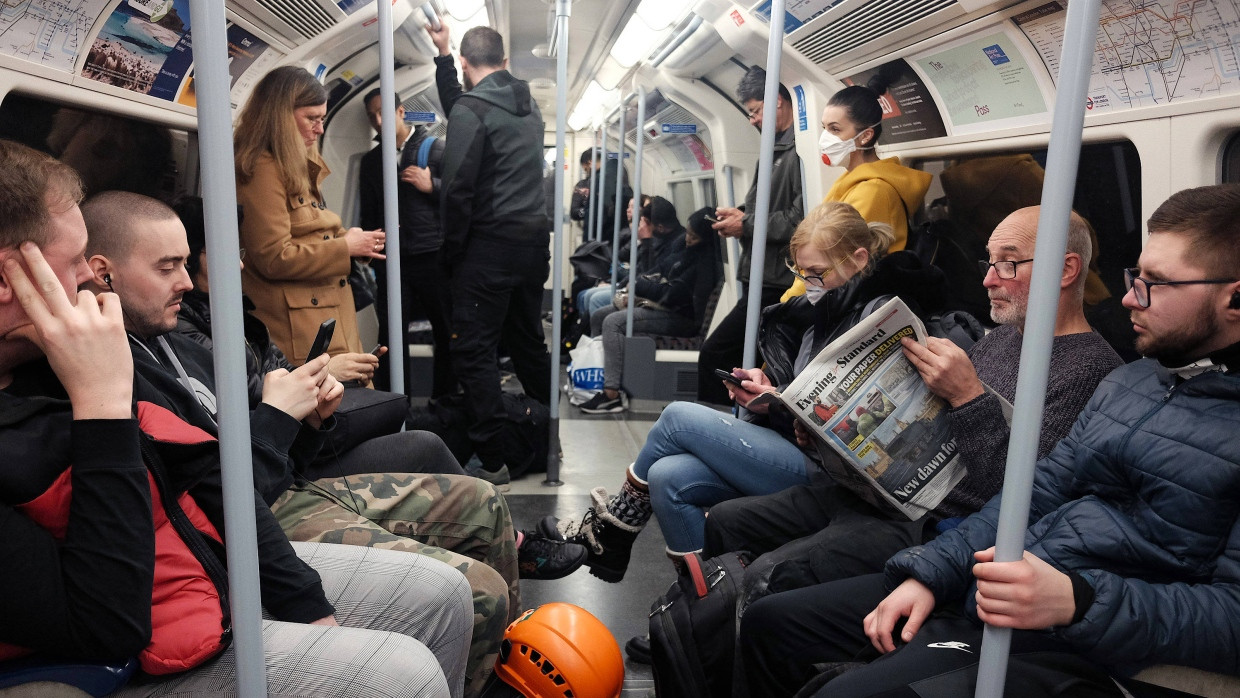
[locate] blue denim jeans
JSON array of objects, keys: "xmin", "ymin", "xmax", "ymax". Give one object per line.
[{"xmin": 633, "ymin": 402, "xmax": 810, "ymax": 553}]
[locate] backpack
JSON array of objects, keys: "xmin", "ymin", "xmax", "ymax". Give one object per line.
[
  {"xmin": 649, "ymin": 551, "xmax": 751, "ymax": 698},
  {"xmin": 906, "ymin": 200, "xmax": 992, "ymax": 321}
]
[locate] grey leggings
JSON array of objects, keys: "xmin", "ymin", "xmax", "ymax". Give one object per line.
[
  {"xmin": 114, "ymin": 542, "xmax": 473, "ymax": 697},
  {"xmin": 593, "ymin": 306, "xmax": 696, "ymax": 391}
]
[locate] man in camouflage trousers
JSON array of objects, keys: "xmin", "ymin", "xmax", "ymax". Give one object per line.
[
  {"xmin": 272, "ymin": 473, "xmax": 518, "ymax": 697},
  {"xmin": 81, "ymin": 191, "xmax": 532, "ymax": 698}
]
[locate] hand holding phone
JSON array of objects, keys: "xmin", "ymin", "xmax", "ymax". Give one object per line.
[
  {"xmin": 704, "ymin": 214, "xmax": 719, "ymax": 224},
  {"xmin": 306, "ymin": 318, "xmax": 337, "ymax": 362},
  {"xmin": 714, "ymin": 368, "xmax": 744, "ymax": 387}
]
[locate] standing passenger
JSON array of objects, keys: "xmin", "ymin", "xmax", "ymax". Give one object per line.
[
  {"xmin": 698, "ymin": 66, "xmax": 805, "ymax": 405},
  {"xmin": 234, "ymin": 67, "xmax": 387, "ymax": 382},
  {"xmin": 435, "ymin": 24, "xmax": 551, "ymax": 486}
]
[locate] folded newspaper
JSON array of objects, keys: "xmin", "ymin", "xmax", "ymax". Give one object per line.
[{"xmin": 748, "ymin": 297, "xmax": 976, "ymax": 520}]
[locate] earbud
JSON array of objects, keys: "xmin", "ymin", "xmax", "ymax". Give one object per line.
[
  {"xmin": 103, "ymin": 273, "xmax": 112, "ymax": 285},
  {"xmin": 1230, "ymin": 291, "xmax": 1240, "ymax": 310}
]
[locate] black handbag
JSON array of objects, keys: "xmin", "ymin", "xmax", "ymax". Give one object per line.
[{"xmin": 324, "ymin": 385, "xmax": 408, "ymax": 453}]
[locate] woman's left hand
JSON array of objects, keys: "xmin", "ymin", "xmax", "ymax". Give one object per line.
[
  {"xmin": 728, "ymin": 367, "xmax": 777, "ymax": 413},
  {"xmin": 345, "ymin": 227, "xmax": 387, "ymax": 259}
]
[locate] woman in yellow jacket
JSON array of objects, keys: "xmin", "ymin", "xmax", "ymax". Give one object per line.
[
  {"xmin": 784, "ymin": 77, "xmax": 932, "ymax": 301},
  {"xmin": 234, "ymin": 66, "xmax": 387, "ymax": 381}
]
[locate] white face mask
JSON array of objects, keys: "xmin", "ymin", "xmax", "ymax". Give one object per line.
[
  {"xmin": 804, "ymin": 285, "xmax": 828, "ymax": 305},
  {"xmin": 818, "ymin": 123, "xmax": 879, "ymax": 167}
]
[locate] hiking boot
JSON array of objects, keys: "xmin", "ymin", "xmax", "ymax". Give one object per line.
[
  {"xmin": 541, "ymin": 487, "xmax": 644, "ymax": 583},
  {"xmin": 579, "ymin": 391, "xmax": 625, "ymax": 414},
  {"xmin": 467, "ymin": 463, "xmax": 511, "ymax": 493},
  {"xmin": 517, "ymin": 530, "xmax": 588, "ymax": 580}
]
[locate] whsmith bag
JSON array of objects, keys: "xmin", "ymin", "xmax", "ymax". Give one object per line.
[
  {"xmin": 649, "ymin": 551, "xmax": 751, "ymax": 698},
  {"xmin": 566, "ymin": 335, "xmax": 604, "ymax": 405}
]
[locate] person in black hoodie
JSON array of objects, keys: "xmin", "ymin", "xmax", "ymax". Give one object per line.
[
  {"xmin": 357, "ymin": 89, "xmax": 457, "ymax": 399},
  {"xmin": 578, "ymin": 206, "xmax": 721, "ymax": 414},
  {"xmin": 432, "ymin": 23, "xmax": 550, "ymax": 485}
]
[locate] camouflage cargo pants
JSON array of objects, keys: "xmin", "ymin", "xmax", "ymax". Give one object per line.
[{"xmin": 271, "ymin": 473, "xmax": 520, "ymax": 698}]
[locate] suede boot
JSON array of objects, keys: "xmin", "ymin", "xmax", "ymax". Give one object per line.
[{"xmin": 550, "ymin": 465, "xmax": 651, "ymax": 582}]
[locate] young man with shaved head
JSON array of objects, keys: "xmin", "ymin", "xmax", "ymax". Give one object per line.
[
  {"xmin": 0, "ymin": 140, "xmax": 469, "ymax": 696},
  {"xmin": 743, "ymin": 186, "xmax": 1240, "ymax": 697}
]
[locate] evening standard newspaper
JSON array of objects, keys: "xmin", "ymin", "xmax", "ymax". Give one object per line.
[{"xmin": 753, "ymin": 297, "xmax": 967, "ymax": 520}]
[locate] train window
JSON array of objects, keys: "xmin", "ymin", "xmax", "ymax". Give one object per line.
[
  {"xmin": 913, "ymin": 141, "xmax": 1141, "ymax": 361},
  {"xmin": 669, "ymin": 180, "xmax": 695, "ymax": 217},
  {"xmin": 0, "ymin": 93, "xmax": 185, "ymax": 202},
  {"xmin": 1222, "ymin": 133, "xmax": 1240, "ymax": 183}
]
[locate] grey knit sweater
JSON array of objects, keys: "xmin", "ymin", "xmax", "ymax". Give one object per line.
[{"xmin": 934, "ymin": 324, "xmax": 1124, "ymax": 518}]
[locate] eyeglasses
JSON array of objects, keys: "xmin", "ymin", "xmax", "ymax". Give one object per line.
[
  {"xmin": 300, "ymin": 114, "xmax": 327, "ymax": 127},
  {"xmin": 786, "ymin": 256, "xmax": 850, "ymax": 287},
  {"xmin": 978, "ymin": 258, "xmax": 1034, "ymax": 280},
  {"xmin": 746, "ymin": 105, "xmax": 763, "ymax": 120},
  {"xmin": 1123, "ymin": 267, "xmax": 1237, "ymax": 309}
]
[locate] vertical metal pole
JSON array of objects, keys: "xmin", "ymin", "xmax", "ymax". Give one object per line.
[
  {"xmin": 610, "ymin": 104, "xmax": 627, "ymax": 291},
  {"xmin": 377, "ymin": 0, "xmax": 404, "ymax": 393},
  {"xmin": 546, "ymin": 0, "xmax": 571, "ymax": 485},
  {"xmin": 586, "ymin": 129, "xmax": 600, "ymax": 242},
  {"xmin": 722, "ymin": 164, "xmax": 742, "ymax": 301},
  {"xmin": 974, "ymin": 0, "xmax": 1102, "ymax": 695},
  {"xmin": 625, "ymin": 87, "xmax": 646, "ymax": 338},
  {"xmin": 185, "ymin": 3, "xmax": 265, "ymax": 694},
  {"xmin": 741, "ymin": 0, "xmax": 786, "ymax": 369},
  {"xmin": 596, "ymin": 126, "xmax": 610, "ymax": 243}
]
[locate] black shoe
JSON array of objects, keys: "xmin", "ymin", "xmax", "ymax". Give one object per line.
[
  {"xmin": 625, "ymin": 633, "xmax": 652, "ymax": 664},
  {"xmin": 518, "ymin": 530, "xmax": 588, "ymax": 580},
  {"xmin": 579, "ymin": 391, "xmax": 626, "ymax": 414},
  {"xmin": 541, "ymin": 491, "xmax": 640, "ymax": 583}
]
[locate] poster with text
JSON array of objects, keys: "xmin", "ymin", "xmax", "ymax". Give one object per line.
[
  {"xmin": 913, "ymin": 32, "xmax": 1049, "ymax": 133},
  {"xmin": 843, "ymin": 59, "xmax": 947, "ymax": 143}
]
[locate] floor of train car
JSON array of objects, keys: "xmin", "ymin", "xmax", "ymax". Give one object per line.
[{"xmin": 506, "ymin": 393, "xmax": 677, "ymax": 696}]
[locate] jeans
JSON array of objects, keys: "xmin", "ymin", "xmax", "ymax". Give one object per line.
[
  {"xmin": 595, "ymin": 307, "xmax": 696, "ymax": 391},
  {"xmin": 579, "ymin": 285, "xmax": 615, "ymax": 332},
  {"xmin": 632, "ymin": 402, "xmax": 810, "ymax": 553}
]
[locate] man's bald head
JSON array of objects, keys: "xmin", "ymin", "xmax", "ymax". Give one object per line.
[
  {"xmin": 985, "ymin": 206, "xmax": 1092, "ymax": 327},
  {"xmin": 81, "ymin": 191, "xmax": 180, "ymax": 263}
]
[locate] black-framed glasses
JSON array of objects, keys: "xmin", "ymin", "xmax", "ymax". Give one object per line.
[
  {"xmin": 786, "ymin": 256, "xmax": 849, "ymax": 287},
  {"xmin": 746, "ymin": 105, "xmax": 763, "ymax": 120},
  {"xmin": 978, "ymin": 258, "xmax": 1034, "ymax": 280},
  {"xmin": 1123, "ymin": 268, "xmax": 1237, "ymax": 309}
]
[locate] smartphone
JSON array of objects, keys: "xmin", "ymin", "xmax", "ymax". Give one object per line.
[
  {"xmin": 369, "ymin": 343, "xmax": 383, "ymax": 356},
  {"xmin": 704, "ymin": 214, "xmax": 720, "ymax": 224},
  {"xmin": 306, "ymin": 318, "xmax": 337, "ymax": 362},
  {"xmin": 714, "ymin": 368, "xmax": 744, "ymax": 387}
]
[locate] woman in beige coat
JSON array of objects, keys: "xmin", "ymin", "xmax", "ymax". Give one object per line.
[{"xmin": 235, "ymin": 66, "xmax": 386, "ymax": 381}]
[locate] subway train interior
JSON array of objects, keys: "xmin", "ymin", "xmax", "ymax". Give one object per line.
[{"xmin": 3, "ymin": 0, "xmax": 1240, "ymax": 696}]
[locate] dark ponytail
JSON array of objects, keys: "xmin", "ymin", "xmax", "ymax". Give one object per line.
[{"xmin": 827, "ymin": 71, "xmax": 894, "ymax": 147}]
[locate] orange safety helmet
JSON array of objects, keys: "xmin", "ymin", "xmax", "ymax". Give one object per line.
[{"xmin": 494, "ymin": 603, "xmax": 624, "ymax": 698}]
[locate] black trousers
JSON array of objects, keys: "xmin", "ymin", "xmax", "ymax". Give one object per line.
[
  {"xmin": 449, "ymin": 242, "xmax": 551, "ymax": 470},
  {"xmin": 740, "ymin": 574, "xmax": 1126, "ymax": 698},
  {"xmin": 373, "ymin": 250, "xmax": 457, "ymax": 399},
  {"xmin": 696, "ymin": 286, "xmax": 785, "ymax": 405}
]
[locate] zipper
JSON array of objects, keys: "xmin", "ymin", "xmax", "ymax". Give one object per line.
[
  {"xmin": 1115, "ymin": 378, "xmax": 1180, "ymax": 458},
  {"xmin": 140, "ymin": 436, "xmax": 233, "ymax": 643}
]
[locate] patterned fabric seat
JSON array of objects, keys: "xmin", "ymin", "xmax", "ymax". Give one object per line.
[{"xmin": 651, "ymin": 282, "xmax": 723, "ymax": 352}]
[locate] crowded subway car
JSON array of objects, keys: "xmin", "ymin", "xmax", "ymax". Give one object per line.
[{"xmin": 2, "ymin": 0, "xmax": 1240, "ymax": 696}]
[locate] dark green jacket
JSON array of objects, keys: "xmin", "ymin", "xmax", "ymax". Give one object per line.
[
  {"xmin": 439, "ymin": 69, "xmax": 548, "ymax": 261},
  {"xmin": 739, "ymin": 126, "xmax": 803, "ymax": 291}
]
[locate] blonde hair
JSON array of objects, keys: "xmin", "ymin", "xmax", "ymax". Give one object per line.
[
  {"xmin": 234, "ymin": 66, "xmax": 328, "ymax": 195},
  {"xmin": 788, "ymin": 201, "xmax": 895, "ymax": 277}
]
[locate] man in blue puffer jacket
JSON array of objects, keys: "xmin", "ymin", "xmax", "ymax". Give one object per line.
[{"xmin": 740, "ymin": 183, "xmax": 1240, "ymax": 697}]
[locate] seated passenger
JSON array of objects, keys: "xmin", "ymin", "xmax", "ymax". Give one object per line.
[
  {"xmin": 0, "ymin": 140, "xmax": 467, "ymax": 696},
  {"xmin": 78, "ymin": 191, "xmax": 585, "ymax": 697},
  {"xmin": 579, "ymin": 195, "xmax": 682, "ymax": 327},
  {"xmin": 546, "ymin": 201, "xmax": 944, "ymax": 581},
  {"xmin": 578, "ymin": 207, "xmax": 722, "ymax": 414},
  {"xmin": 692, "ymin": 207, "xmax": 1121, "ymax": 679},
  {"xmin": 740, "ymin": 184, "xmax": 1240, "ymax": 697}
]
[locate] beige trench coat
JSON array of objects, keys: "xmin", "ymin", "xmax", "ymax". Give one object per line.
[{"xmin": 236, "ymin": 152, "xmax": 362, "ymax": 364}]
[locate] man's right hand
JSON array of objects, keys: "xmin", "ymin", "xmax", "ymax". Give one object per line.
[
  {"xmin": 5, "ymin": 243, "xmax": 132, "ymax": 420},
  {"xmin": 401, "ymin": 165, "xmax": 433, "ymax": 194},
  {"xmin": 713, "ymin": 207, "xmax": 744, "ymax": 238},
  {"xmin": 425, "ymin": 21, "xmax": 451, "ymax": 56},
  {"xmin": 261, "ymin": 354, "xmax": 331, "ymax": 421},
  {"xmin": 326, "ymin": 352, "xmax": 379, "ymax": 385},
  {"xmin": 863, "ymin": 578, "xmax": 936, "ymax": 653}
]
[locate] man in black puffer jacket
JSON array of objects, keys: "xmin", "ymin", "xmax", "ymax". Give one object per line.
[
  {"xmin": 743, "ymin": 185, "xmax": 1240, "ymax": 697},
  {"xmin": 434, "ymin": 23, "xmax": 550, "ymax": 484}
]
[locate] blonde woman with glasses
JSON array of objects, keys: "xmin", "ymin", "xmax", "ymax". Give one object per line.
[{"xmin": 234, "ymin": 66, "xmax": 387, "ymax": 383}]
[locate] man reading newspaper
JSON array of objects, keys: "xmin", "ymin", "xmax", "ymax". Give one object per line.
[{"xmin": 704, "ymin": 207, "xmax": 1122, "ymax": 618}]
